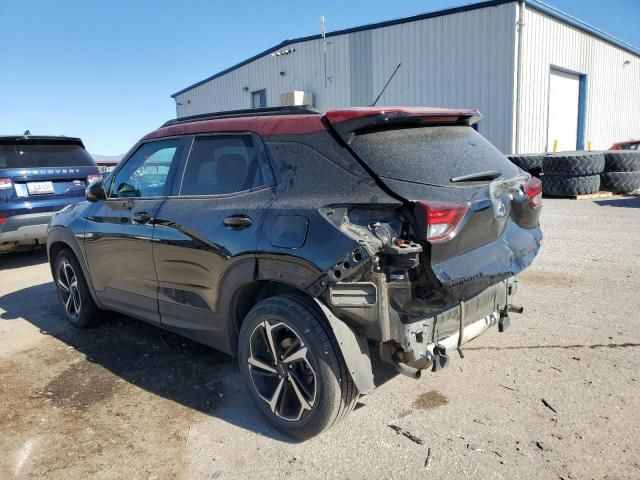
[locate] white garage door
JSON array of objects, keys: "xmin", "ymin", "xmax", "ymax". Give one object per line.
[{"xmin": 547, "ymin": 69, "xmax": 580, "ymax": 152}]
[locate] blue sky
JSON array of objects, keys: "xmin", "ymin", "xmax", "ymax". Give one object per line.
[{"xmin": 1, "ymin": 0, "xmax": 638, "ymax": 155}]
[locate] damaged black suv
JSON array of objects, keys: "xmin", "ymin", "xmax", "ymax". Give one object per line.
[{"xmin": 47, "ymin": 106, "xmax": 542, "ymax": 438}]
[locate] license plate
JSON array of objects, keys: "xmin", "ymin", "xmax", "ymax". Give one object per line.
[{"xmin": 27, "ymin": 181, "xmax": 55, "ymax": 195}]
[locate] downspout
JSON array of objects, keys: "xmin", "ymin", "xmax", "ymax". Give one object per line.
[{"xmin": 514, "ymin": 0, "xmax": 525, "ymax": 154}]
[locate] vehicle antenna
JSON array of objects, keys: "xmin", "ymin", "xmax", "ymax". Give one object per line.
[{"xmin": 371, "ymin": 63, "xmax": 402, "ymax": 106}]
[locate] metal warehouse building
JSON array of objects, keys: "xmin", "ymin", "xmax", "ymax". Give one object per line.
[{"xmin": 171, "ymin": 0, "xmax": 640, "ymax": 154}]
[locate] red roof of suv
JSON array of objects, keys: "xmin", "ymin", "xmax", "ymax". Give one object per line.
[{"xmin": 145, "ymin": 107, "xmax": 481, "ymax": 140}]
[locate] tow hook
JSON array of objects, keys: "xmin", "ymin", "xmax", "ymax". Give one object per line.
[
  {"xmin": 499, "ymin": 304, "xmax": 524, "ymax": 332},
  {"xmin": 431, "ymin": 345, "xmax": 449, "ymax": 372}
]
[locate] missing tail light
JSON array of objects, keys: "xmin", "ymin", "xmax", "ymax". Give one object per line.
[
  {"xmin": 0, "ymin": 178, "xmax": 13, "ymax": 190},
  {"xmin": 524, "ymin": 176, "xmax": 542, "ymax": 207},
  {"xmin": 87, "ymin": 174, "xmax": 102, "ymax": 183},
  {"xmin": 416, "ymin": 201, "xmax": 468, "ymax": 242}
]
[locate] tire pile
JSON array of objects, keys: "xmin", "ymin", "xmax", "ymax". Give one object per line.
[
  {"xmin": 507, "ymin": 150, "xmax": 640, "ymax": 196},
  {"xmin": 601, "ymin": 151, "xmax": 640, "ymax": 194},
  {"xmin": 506, "ymin": 154, "xmax": 543, "ymax": 179},
  {"xmin": 542, "ymin": 151, "xmax": 604, "ymax": 196}
]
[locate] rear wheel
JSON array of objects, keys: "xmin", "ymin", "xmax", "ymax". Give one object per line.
[
  {"xmin": 54, "ymin": 249, "xmax": 102, "ymax": 328},
  {"xmin": 238, "ymin": 294, "xmax": 358, "ymax": 439}
]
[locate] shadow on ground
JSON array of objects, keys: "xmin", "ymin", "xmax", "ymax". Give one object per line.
[
  {"xmin": 0, "ymin": 281, "xmax": 397, "ymax": 443},
  {"xmin": 594, "ymin": 197, "xmax": 640, "ymax": 209},
  {"xmin": 0, "ymin": 248, "xmax": 48, "ymax": 270}
]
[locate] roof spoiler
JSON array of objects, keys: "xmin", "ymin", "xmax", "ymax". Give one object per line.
[
  {"xmin": 0, "ymin": 135, "xmax": 85, "ymax": 147},
  {"xmin": 324, "ymin": 107, "xmax": 482, "ymax": 138}
]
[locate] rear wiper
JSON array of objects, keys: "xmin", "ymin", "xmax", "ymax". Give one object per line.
[{"xmin": 450, "ymin": 170, "xmax": 502, "ymax": 183}]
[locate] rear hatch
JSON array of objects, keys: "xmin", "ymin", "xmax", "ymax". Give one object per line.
[
  {"xmin": 325, "ymin": 108, "xmax": 542, "ymax": 305},
  {"xmin": 0, "ymin": 137, "xmax": 100, "ymax": 215}
]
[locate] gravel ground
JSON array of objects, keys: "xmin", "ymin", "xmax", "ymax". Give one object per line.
[{"xmin": 1, "ymin": 196, "xmax": 639, "ymax": 480}]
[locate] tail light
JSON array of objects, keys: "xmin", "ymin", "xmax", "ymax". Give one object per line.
[
  {"xmin": 417, "ymin": 201, "xmax": 468, "ymax": 242},
  {"xmin": 87, "ymin": 174, "xmax": 102, "ymax": 183},
  {"xmin": 0, "ymin": 178, "xmax": 13, "ymax": 190},
  {"xmin": 524, "ymin": 176, "xmax": 542, "ymax": 207},
  {"xmin": 0, "ymin": 217, "xmax": 6, "ymax": 224}
]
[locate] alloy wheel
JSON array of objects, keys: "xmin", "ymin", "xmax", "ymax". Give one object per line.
[
  {"xmin": 247, "ymin": 320, "xmax": 317, "ymax": 422},
  {"xmin": 57, "ymin": 261, "xmax": 81, "ymax": 317}
]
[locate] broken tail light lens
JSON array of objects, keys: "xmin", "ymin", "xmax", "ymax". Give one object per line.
[
  {"xmin": 524, "ymin": 176, "xmax": 542, "ymax": 207},
  {"xmin": 0, "ymin": 178, "xmax": 13, "ymax": 190},
  {"xmin": 417, "ymin": 201, "xmax": 468, "ymax": 242},
  {"xmin": 87, "ymin": 174, "xmax": 102, "ymax": 183}
]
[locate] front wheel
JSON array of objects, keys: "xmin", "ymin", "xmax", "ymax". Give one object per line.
[
  {"xmin": 54, "ymin": 249, "xmax": 102, "ymax": 328},
  {"xmin": 238, "ymin": 294, "xmax": 358, "ymax": 439}
]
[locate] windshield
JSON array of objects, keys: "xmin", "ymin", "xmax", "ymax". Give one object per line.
[
  {"xmin": 0, "ymin": 142, "xmax": 95, "ymax": 168},
  {"xmin": 349, "ymin": 125, "xmax": 519, "ymax": 186}
]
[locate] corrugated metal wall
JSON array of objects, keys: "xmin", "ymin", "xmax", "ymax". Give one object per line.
[
  {"xmin": 174, "ymin": 3, "xmax": 518, "ymax": 152},
  {"xmin": 174, "ymin": 34, "xmax": 352, "ymax": 117},
  {"xmin": 517, "ymin": 5, "xmax": 640, "ymax": 153},
  {"xmin": 364, "ymin": 3, "xmax": 518, "ymax": 152}
]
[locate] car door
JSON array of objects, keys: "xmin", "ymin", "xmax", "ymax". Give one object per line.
[
  {"xmin": 152, "ymin": 133, "xmax": 275, "ymax": 348},
  {"xmin": 84, "ymin": 138, "xmax": 186, "ymax": 322}
]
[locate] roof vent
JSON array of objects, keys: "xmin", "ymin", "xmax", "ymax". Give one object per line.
[{"xmin": 280, "ymin": 91, "xmax": 313, "ymax": 107}]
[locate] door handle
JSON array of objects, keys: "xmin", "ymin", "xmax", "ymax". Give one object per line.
[
  {"xmin": 131, "ymin": 211, "xmax": 152, "ymax": 224},
  {"xmin": 224, "ymin": 215, "xmax": 253, "ymax": 228}
]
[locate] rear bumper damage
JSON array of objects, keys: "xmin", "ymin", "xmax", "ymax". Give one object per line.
[
  {"xmin": 324, "ymin": 273, "xmax": 523, "ymax": 386},
  {"xmin": 314, "ymin": 203, "xmax": 541, "ymax": 388},
  {"xmin": 379, "ymin": 277, "xmax": 519, "ymax": 378}
]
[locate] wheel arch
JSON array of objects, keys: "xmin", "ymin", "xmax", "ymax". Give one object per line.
[
  {"xmin": 228, "ymin": 278, "xmax": 308, "ymax": 355},
  {"xmin": 228, "ymin": 278, "xmax": 376, "ymax": 394},
  {"xmin": 47, "ymin": 227, "xmax": 102, "ymax": 308}
]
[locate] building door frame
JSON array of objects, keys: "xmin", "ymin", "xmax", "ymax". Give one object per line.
[{"xmin": 546, "ymin": 65, "xmax": 588, "ymax": 151}]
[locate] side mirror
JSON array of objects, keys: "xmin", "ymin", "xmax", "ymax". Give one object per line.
[{"xmin": 86, "ymin": 179, "xmax": 106, "ymax": 202}]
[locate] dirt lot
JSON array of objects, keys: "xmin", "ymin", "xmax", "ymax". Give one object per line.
[{"xmin": 1, "ymin": 196, "xmax": 639, "ymax": 480}]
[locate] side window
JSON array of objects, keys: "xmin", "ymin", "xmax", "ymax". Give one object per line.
[
  {"xmin": 180, "ymin": 134, "xmax": 274, "ymax": 196},
  {"xmin": 110, "ymin": 139, "xmax": 182, "ymax": 198}
]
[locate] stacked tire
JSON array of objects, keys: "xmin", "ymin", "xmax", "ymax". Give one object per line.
[
  {"xmin": 601, "ymin": 151, "xmax": 640, "ymax": 194},
  {"xmin": 541, "ymin": 151, "xmax": 604, "ymax": 196},
  {"xmin": 507, "ymin": 154, "xmax": 543, "ymax": 178}
]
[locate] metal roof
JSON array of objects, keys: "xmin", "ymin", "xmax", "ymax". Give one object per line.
[{"xmin": 171, "ymin": 0, "xmax": 640, "ymax": 99}]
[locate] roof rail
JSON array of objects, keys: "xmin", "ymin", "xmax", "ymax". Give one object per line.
[{"xmin": 161, "ymin": 106, "xmax": 321, "ymax": 128}]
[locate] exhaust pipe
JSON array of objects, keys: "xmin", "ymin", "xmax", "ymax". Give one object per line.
[
  {"xmin": 393, "ymin": 360, "xmax": 423, "ymax": 379},
  {"xmin": 391, "ymin": 353, "xmax": 431, "ymax": 379}
]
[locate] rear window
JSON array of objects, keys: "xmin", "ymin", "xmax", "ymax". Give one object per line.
[
  {"xmin": 0, "ymin": 142, "xmax": 95, "ymax": 168},
  {"xmin": 349, "ymin": 126, "xmax": 519, "ymax": 186}
]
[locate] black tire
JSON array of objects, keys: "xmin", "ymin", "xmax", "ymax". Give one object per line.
[
  {"xmin": 53, "ymin": 249, "xmax": 103, "ymax": 328},
  {"xmin": 604, "ymin": 151, "xmax": 640, "ymax": 173},
  {"xmin": 543, "ymin": 152, "xmax": 605, "ymax": 176},
  {"xmin": 542, "ymin": 174, "xmax": 600, "ymax": 196},
  {"xmin": 600, "ymin": 171, "xmax": 640, "ymax": 194},
  {"xmin": 507, "ymin": 154, "xmax": 544, "ymax": 174},
  {"xmin": 238, "ymin": 294, "xmax": 358, "ymax": 440}
]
